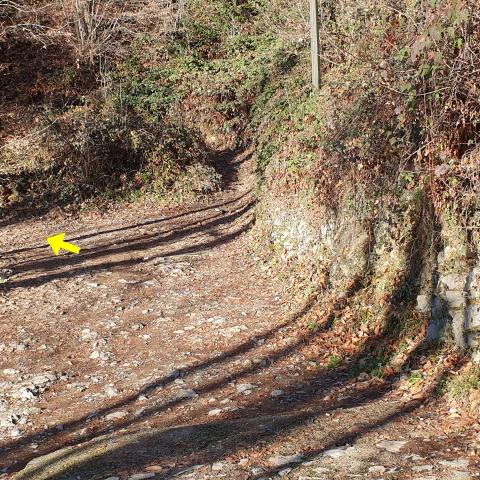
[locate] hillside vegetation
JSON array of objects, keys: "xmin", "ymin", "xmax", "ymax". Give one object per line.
[
  {"xmin": 2, "ymin": 0, "xmax": 480, "ymax": 406},
  {"xmin": 0, "ymin": 0, "xmax": 304, "ymax": 214}
]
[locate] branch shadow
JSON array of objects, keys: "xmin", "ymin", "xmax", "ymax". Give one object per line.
[
  {"xmin": 1, "ymin": 291, "xmax": 320, "ymax": 471},
  {"xmin": 2, "ymin": 190, "xmax": 253, "ymax": 257},
  {"xmin": 5, "ymin": 275, "xmax": 381, "ymax": 477},
  {"xmin": 14, "ymin": 386, "xmax": 398, "ymax": 480},
  {"xmin": 1, "ymin": 196, "xmax": 255, "ymax": 291},
  {"xmin": 10, "ymin": 322, "xmax": 455, "ymax": 480}
]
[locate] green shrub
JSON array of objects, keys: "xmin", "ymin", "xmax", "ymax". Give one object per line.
[{"xmin": 327, "ymin": 355, "xmax": 343, "ymax": 369}]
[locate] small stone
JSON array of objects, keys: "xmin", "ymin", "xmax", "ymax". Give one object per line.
[
  {"xmin": 105, "ymin": 411, "xmax": 127, "ymax": 421},
  {"xmin": 251, "ymin": 467, "xmax": 264, "ymax": 475},
  {"xmin": 209, "ymin": 316, "xmax": 226, "ymax": 326},
  {"xmin": 405, "ymin": 454, "xmax": 425, "ymax": 461},
  {"xmin": 368, "ymin": 466, "xmax": 386, "ymax": 474},
  {"xmin": 223, "ymin": 325, "xmax": 248, "ymax": 336},
  {"xmin": 413, "ymin": 465, "xmax": 434, "ymax": 472},
  {"xmin": 81, "ymin": 329, "xmax": 98, "ymax": 341},
  {"xmin": 208, "ymin": 408, "xmax": 222, "ymax": 416},
  {"xmin": 439, "ymin": 459, "xmax": 469, "ymax": 469},
  {"xmin": 0, "ymin": 413, "xmax": 21, "ymax": 428},
  {"xmin": 211, "ymin": 462, "xmax": 226, "ymax": 471},
  {"xmin": 14, "ymin": 387, "xmax": 36, "ymax": 401},
  {"xmin": 451, "ymin": 472, "xmax": 471, "ymax": 480},
  {"xmin": 279, "ymin": 468, "xmax": 292, "ymax": 477},
  {"xmin": 105, "ymin": 386, "xmax": 118, "ymax": 398},
  {"xmin": 323, "ymin": 446, "xmax": 355, "ymax": 458},
  {"xmin": 237, "ymin": 383, "xmax": 255, "ymax": 394},
  {"xmin": 177, "ymin": 389, "xmax": 198, "ymax": 399},
  {"xmin": 267, "ymin": 454, "xmax": 303, "ymax": 467},
  {"xmin": 376, "ymin": 440, "xmax": 407, "ymax": 453},
  {"xmin": 32, "ymin": 372, "xmax": 57, "ymax": 385},
  {"xmin": 271, "ymin": 389, "xmax": 284, "ymax": 397},
  {"xmin": 313, "ymin": 467, "xmax": 331, "ymax": 474},
  {"xmin": 103, "ymin": 477, "xmax": 120, "ymax": 480},
  {"xmin": 128, "ymin": 474, "xmax": 156, "ymax": 480}
]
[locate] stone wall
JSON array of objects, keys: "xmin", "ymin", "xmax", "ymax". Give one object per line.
[
  {"xmin": 254, "ymin": 191, "xmax": 371, "ymax": 297},
  {"xmin": 419, "ymin": 212, "xmax": 480, "ymax": 362},
  {"xmin": 256, "ymin": 181, "xmax": 480, "ymax": 363}
]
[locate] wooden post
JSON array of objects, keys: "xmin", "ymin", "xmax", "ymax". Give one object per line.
[{"xmin": 310, "ymin": 0, "xmax": 321, "ymax": 90}]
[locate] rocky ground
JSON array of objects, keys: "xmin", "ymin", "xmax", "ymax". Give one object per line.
[{"xmin": 1, "ymin": 151, "xmax": 480, "ymax": 480}]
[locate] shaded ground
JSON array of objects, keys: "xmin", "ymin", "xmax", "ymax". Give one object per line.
[{"xmin": 0, "ymin": 151, "xmax": 480, "ymax": 480}]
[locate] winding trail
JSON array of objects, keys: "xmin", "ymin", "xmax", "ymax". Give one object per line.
[{"xmin": 0, "ymin": 151, "xmax": 479, "ymax": 480}]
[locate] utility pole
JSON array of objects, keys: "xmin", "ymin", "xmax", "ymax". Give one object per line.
[{"xmin": 310, "ymin": 0, "xmax": 321, "ymax": 90}]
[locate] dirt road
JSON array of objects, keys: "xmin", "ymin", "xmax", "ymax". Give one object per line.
[{"xmin": 1, "ymin": 152, "xmax": 479, "ymax": 480}]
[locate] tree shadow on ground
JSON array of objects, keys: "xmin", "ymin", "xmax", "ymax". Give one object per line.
[
  {"xmin": 10, "ymin": 322, "xmax": 458, "ymax": 480},
  {"xmin": 3, "ymin": 190, "xmax": 253, "ymax": 257},
  {"xmin": 3, "ymin": 275, "xmax": 366, "ymax": 471},
  {"xmin": 5, "ymin": 261, "xmax": 457, "ymax": 480},
  {"xmin": 14, "ymin": 386, "xmax": 400, "ymax": 480},
  {"xmin": 1, "ymin": 292, "xmax": 319, "ymax": 471},
  {"xmin": 1, "ymin": 193, "xmax": 254, "ymax": 291}
]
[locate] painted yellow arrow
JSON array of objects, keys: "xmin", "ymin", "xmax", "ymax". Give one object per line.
[{"xmin": 47, "ymin": 233, "xmax": 81, "ymax": 256}]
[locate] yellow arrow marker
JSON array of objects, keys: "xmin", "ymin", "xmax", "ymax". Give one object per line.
[{"xmin": 47, "ymin": 233, "xmax": 81, "ymax": 256}]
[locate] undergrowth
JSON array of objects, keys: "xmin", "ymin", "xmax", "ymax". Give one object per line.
[{"xmin": 0, "ymin": 0, "xmax": 299, "ymax": 217}]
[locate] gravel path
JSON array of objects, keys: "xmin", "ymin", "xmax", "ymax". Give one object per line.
[{"xmin": 1, "ymin": 151, "xmax": 479, "ymax": 480}]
